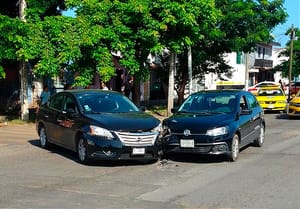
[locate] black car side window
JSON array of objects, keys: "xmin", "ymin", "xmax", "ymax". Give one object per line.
[
  {"xmin": 49, "ymin": 94, "xmax": 64, "ymax": 111},
  {"xmin": 63, "ymin": 96, "xmax": 76, "ymax": 112}
]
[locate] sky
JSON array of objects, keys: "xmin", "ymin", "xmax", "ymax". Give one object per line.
[{"xmin": 273, "ymin": 1, "xmax": 300, "ymax": 47}]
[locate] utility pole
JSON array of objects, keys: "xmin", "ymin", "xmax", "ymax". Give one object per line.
[
  {"xmin": 167, "ymin": 52, "xmax": 175, "ymax": 116},
  {"xmin": 18, "ymin": 0, "xmax": 29, "ymax": 120},
  {"xmin": 188, "ymin": 47, "xmax": 192, "ymax": 95},
  {"xmin": 288, "ymin": 25, "xmax": 294, "ymax": 102}
]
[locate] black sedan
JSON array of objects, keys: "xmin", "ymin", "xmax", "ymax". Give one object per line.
[
  {"xmin": 161, "ymin": 90, "xmax": 265, "ymax": 161},
  {"xmin": 36, "ymin": 89, "xmax": 162, "ymax": 164}
]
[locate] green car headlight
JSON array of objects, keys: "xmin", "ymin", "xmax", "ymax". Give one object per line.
[{"xmin": 206, "ymin": 126, "xmax": 228, "ymax": 136}]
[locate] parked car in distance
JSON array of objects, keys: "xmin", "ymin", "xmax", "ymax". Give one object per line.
[
  {"xmin": 36, "ymin": 89, "xmax": 162, "ymax": 164},
  {"xmin": 287, "ymin": 90, "xmax": 300, "ymax": 117},
  {"xmin": 161, "ymin": 90, "xmax": 265, "ymax": 162},
  {"xmin": 255, "ymin": 86, "xmax": 287, "ymax": 112},
  {"xmin": 248, "ymin": 81, "xmax": 288, "ymax": 95},
  {"xmin": 288, "ymin": 82, "xmax": 300, "ymax": 97}
]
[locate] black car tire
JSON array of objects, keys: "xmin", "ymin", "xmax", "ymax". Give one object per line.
[
  {"xmin": 77, "ymin": 137, "xmax": 89, "ymax": 164},
  {"xmin": 39, "ymin": 125, "xmax": 50, "ymax": 148},
  {"xmin": 228, "ymin": 134, "xmax": 240, "ymax": 162},
  {"xmin": 253, "ymin": 124, "xmax": 265, "ymax": 147}
]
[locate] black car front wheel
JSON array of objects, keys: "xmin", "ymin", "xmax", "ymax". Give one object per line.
[
  {"xmin": 77, "ymin": 137, "xmax": 89, "ymax": 164},
  {"xmin": 228, "ymin": 134, "xmax": 240, "ymax": 162},
  {"xmin": 39, "ymin": 125, "xmax": 50, "ymax": 148}
]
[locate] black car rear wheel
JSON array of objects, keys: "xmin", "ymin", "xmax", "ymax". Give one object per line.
[
  {"xmin": 39, "ymin": 125, "xmax": 50, "ymax": 148},
  {"xmin": 228, "ymin": 134, "xmax": 240, "ymax": 162},
  {"xmin": 77, "ymin": 137, "xmax": 89, "ymax": 164},
  {"xmin": 253, "ymin": 124, "xmax": 264, "ymax": 147}
]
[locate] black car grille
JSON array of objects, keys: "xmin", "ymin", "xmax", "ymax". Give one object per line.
[
  {"xmin": 115, "ymin": 131, "xmax": 158, "ymax": 146},
  {"xmin": 175, "ymin": 146, "xmax": 213, "ymax": 153}
]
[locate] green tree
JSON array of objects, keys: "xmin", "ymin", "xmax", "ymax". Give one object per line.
[
  {"xmin": 0, "ymin": 0, "xmax": 288, "ymax": 107},
  {"xmin": 65, "ymin": 0, "xmax": 218, "ymax": 104},
  {"xmin": 274, "ymin": 27, "xmax": 300, "ymax": 80},
  {"xmin": 0, "ymin": 0, "xmax": 67, "ymax": 78},
  {"xmin": 154, "ymin": 0, "xmax": 287, "ymax": 104}
]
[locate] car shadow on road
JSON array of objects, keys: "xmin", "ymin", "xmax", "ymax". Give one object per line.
[
  {"xmin": 28, "ymin": 139, "xmax": 158, "ymax": 167},
  {"xmin": 275, "ymin": 113, "xmax": 300, "ymax": 120},
  {"xmin": 160, "ymin": 153, "xmax": 228, "ymax": 164}
]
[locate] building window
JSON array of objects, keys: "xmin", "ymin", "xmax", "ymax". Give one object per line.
[
  {"xmin": 236, "ymin": 51, "xmax": 245, "ymax": 64},
  {"xmin": 258, "ymin": 47, "xmax": 261, "ymax": 58}
]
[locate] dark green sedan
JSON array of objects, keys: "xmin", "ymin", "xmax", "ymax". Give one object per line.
[{"xmin": 161, "ymin": 90, "xmax": 265, "ymax": 161}]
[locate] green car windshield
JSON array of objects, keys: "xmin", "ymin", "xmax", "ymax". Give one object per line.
[{"xmin": 178, "ymin": 93, "xmax": 237, "ymax": 114}]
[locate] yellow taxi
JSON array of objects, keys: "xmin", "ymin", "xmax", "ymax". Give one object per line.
[
  {"xmin": 287, "ymin": 90, "xmax": 300, "ymax": 117},
  {"xmin": 255, "ymin": 86, "xmax": 287, "ymax": 112}
]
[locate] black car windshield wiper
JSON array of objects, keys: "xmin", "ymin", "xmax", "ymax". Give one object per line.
[{"xmin": 85, "ymin": 110, "xmax": 102, "ymax": 114}]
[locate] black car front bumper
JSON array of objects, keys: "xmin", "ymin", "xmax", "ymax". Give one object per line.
[
  {"xmin": 162, "ymin": 134, "xmax": 231, "ymax": 155},
  {"xmin": 86, "ymin": 135, "xmax": 160, "ymax": 160}
]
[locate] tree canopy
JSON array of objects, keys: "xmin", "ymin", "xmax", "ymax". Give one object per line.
[
  {"xmin": 0, "ymin": 0, "xmax": 287, "ymax": 100},
  {"xmin": 274, "ymin": 27, "xmax": 300, "ymax": 80}
]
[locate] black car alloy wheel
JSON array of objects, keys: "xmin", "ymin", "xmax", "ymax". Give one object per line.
[
  {"xmin": 77, "ymin": 136, "xmax": 89, "ymax": 163},
  {"xmin": 39, "ymin": 126, "xmax": 49, "ymax": 148}
]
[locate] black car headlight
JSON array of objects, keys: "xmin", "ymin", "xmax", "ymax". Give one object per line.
[
  {"xmin": 152, "ymin": 123, "xmax": 162, "ymax": 135},
  {"xmin": 206, "ymin": 126, "xmax": 228, "ymax": 136},
  {"xmin": 89, "ymin": 125, "xmax": 114, "ymax": 139}
]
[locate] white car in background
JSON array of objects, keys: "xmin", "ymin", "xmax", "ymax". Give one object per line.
[{"xmin": 248, "ymin": 81, "xmax": 288, "ymax": 95}]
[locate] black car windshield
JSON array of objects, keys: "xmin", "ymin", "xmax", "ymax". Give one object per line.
[
  {"xmin": 178, "ymin": 92, "xmax": 237, "ymax": 114},
  {"xmin": 77, "ymin": 92, "xmax": 140, "ymax": 113}
]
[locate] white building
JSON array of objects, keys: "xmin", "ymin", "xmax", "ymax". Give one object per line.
[{"xmin": 204, "ymin": 43, "xmax": 287, "ymax": 90}]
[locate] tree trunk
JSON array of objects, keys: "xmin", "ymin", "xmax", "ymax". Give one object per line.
[
  {"xmin": 177, "ymin": 77, "xmax": 188, "ymax": 105},
  {"xmin": 132, "ymin": 80, "xmax": 141, "ymax": 106},
  {"xmin": 167, "ymin": 52, "xmax": 175, "ymax": 116},
  {"xmin": 19, "ymin": 0, "xmax": 29, "ymax": 120},
  {"xmin": 177, "ymin": 66, "xmax": 188, "ymax": 106},
  {"xmin": 20, "ymin": 62, "xmax": 29, "ymax": 120}
]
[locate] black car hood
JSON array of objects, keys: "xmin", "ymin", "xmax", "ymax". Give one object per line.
[
  {"xmin": 86, "ymin": 112, "xmax": 160, "ymax": 131},
  {"xmin": 165, "ymin": 112, "xmax": 234, "ymax": 131}
]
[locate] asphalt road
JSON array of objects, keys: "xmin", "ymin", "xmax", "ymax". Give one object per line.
[{"xmin": 0, "ymin": 113, "xmax": 299, "ymax": 209}]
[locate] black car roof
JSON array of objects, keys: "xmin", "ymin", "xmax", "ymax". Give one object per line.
[{"xmin": 63, "ymin": 89, "xmax": 122, "ymax": 95}]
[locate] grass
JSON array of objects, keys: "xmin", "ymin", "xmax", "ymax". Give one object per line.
[
  {"xmin": 147, "ymin": 104, "xmax": 168, "ymax": 117},
  {"xmin": 0, "ymin": 114, "xmax": 34, "ymax": 126}
]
